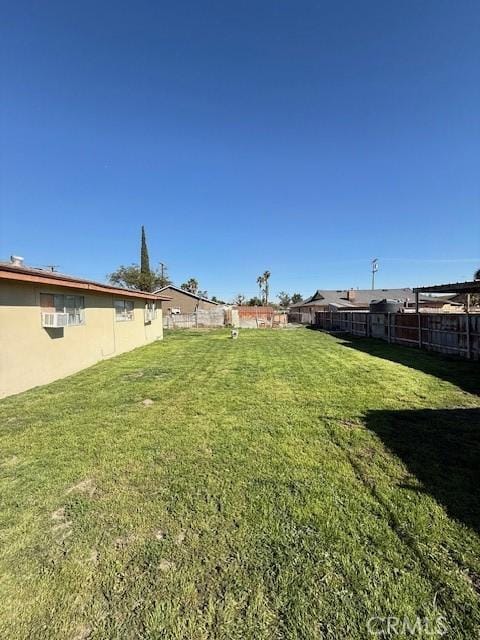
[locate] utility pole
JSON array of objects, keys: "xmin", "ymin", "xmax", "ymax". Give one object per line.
[
  {"xmin": 371, "ymin": 258, "xmax": 379, "ymax": 290},
  {"xmin": 158, "ymin": 262, "xmax": 166, "ymax": 281}
]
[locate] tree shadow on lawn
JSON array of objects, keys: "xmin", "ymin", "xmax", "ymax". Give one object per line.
[
  {"xmin": 337, "ymin": 334, "xmax": 480, "ymax": 396},
  {"xmin": 364, "ymin": 407, "xmax": 480, "ymax": 534}
]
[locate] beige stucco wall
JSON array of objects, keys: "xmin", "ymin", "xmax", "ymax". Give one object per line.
[{"xmin": 0, "ymin": 281, "xmax": 163, "ymax": 398}]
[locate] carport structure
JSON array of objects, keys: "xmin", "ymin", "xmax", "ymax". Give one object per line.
[{"xmin": 413, "ymin": 280, "xmax": 480, "ymax": 313}]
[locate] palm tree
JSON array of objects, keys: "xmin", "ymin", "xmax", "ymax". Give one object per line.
[
  {"xmin": 181, "ymin": 278, "xmax": 199, "ymax": 294},
  {"xmin": 256, "ymin": 275, "xmax": 264, "ymax": 304},
  {"xmin": 262, "ymin": 270, "xmax": 271, "ymax": 306}
]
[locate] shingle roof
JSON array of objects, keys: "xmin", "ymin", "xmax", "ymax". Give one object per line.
[
  {"xmin": 153, "ymin": 284, "xmax": 219, "ymax": 304},
  {"xmin": 0, "ymin": 261, "xmax": 171, "ymax": 301},
  {"xmin": 290, "ymin": 288, "xmax": 454, "ymax": 309}
]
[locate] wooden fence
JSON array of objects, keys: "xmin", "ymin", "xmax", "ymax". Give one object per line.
[
  {"xmin": 288, "ymin": 311, "xmax": 315, "ymax": 325},
  {"xmin": 163, "ymin": 309, "xmax": 226, "ymax": 329},
  {"xmin": 236, "ymin": 307, "xmax": 287, "ymax": 328},
  {"xmin": 163, "ymin": 308, "xmax": 288, "ymax": 330},
  {"xmin": 312, "ymin": 311, "xmax": 480, "ymax": 360}
]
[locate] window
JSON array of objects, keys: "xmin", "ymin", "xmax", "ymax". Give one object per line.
[
  {"xmin": 115, "ymin": 299, "xmax": 134, "ymax": 321},
  {"xmin": 144, "ymin": 301, "xmax": 156, "ymax": 323},
  {"xmin": 40, "ymin": 293, "xmax": 85, "ymax": 326}
]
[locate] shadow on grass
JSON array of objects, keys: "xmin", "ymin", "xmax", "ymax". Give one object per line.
[
  {"xmin": 336, "ymin": 334, "xmax": 480, "ymax": 395},
  {"xmin": 365, "ymin": 408, "xmax": 480, "ymax": 533}
]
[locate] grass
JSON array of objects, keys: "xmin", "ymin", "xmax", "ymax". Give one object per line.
[{"xmin": 1, "ymin": 328, "xmax": 479, "ymax": 639}]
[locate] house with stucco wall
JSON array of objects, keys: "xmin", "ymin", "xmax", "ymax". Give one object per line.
[{"xmin": 0, "ymin": 258, "xmax": 171, "ymax": 398}]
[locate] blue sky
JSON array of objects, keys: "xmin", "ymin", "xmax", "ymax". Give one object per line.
[{"xmin": 1, "ymin": 1, "xmax": 479, "ymax": 301}]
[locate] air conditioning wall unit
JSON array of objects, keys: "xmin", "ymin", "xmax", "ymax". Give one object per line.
[{"xmin": 42, "ymin": 312, "xmax": 69, "ymax": 328}]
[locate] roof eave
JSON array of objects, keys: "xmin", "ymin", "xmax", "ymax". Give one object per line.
[
  {"xmin": 153, "ymin": 284, "xmax": 219, "ymax": 304},
  {"xmin": 0, "ymin": 267, "xmax": 172, "ymax": 301}
]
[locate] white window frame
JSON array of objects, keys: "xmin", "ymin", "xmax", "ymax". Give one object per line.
[
  {"xmin": 144, "ymin": 301, "xmax": 156, "ymax": 323},
  {"xmin": 114, "ymin": 299, "xmax": 135, "ymax": 322},
  {"xmin": 40, "ymin": 293, "xmax": 85, "ymax": 326}
]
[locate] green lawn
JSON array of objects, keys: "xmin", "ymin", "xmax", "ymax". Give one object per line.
[{"xmin": 1, "ymin": 329, "xmax": 479, "ymax": 639}]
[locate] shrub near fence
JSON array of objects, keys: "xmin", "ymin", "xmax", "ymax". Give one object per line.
[{"xmin": 313, "ymin": 311, "xmax": 480, "ymax": 360}]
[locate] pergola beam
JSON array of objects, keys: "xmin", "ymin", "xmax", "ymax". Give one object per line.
[{"xmin": 413, "ymin": 280, "xmax": 480, "ymax": 294}]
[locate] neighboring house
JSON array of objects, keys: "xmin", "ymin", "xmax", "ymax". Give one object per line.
[
  {"xmin": 290, "ymin": 288, "xmax": 459, "ymax": 316},
  {"xmin": 154, "ymin": 285, "xmax": 219, "ymax": 315},
  {"xmin": 451, "ymin": 293, "xmax": 480, "ymax": 311},
  {"xmin": 0, "ymin": 258, "xmax": 171, "ymax": 398}
]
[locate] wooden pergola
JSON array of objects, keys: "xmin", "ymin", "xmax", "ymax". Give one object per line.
[{"xmin": 413, "ymin": 280, "xmax": 480, "ymax": 312}]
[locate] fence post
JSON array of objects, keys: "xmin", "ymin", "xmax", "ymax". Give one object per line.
[
  {"xmin": 418, "ymin": 313, "xmax": 422, "ymax": 349},
  {"xmin": 387, "ymin": 313, "xmax": 391, "ymax": 343},
  {"xmin": 350, "ymin": 312, "xmax": 353, "ymax": 335},
  {"xmin": 466, "ymin": 314, "xmax": 471, "ymax": 360}
]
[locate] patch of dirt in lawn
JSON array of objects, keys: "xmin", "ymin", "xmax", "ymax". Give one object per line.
[
  {"xmin": 51, "ymin": 507, "xmax": 72, "ymax": 539},
  {"xmin": 123, "ymin": 370, "xmax": 145, "ymax": 381},
  {"xmin": 51, "ymin": 507, "xmax": 66, "ymax": 521},
  {"xmin": 114, "ymin": 534, "xmax": 137, "ymax": 549},
  {"xmin": 50, "ymin": 479, "xmax": 96, "ymax": 541},
  {"xmin": 67, "ymin": 478, "xmax": 96, "ymax": 497},
  {"xmin": 338, "ymin": 419, "xmax": 363, "ymax": 430},
  {"xmin": 175, "ymin": 530, "xmax": 186, "ymax": 545},
  {"xmin": 200, "ymin": 445, "xmax": 213, "ymax": 457},
  {"xmin": 159, "ymin": 559, "xmax": 175, "ymax": 572},
  {"xmin": 72, "ymin": 624, "xmax": 92, "ymax": 640},
  {"xmin": 141, "ymin": 398, "xmax": 155, "ymax": 407},
  {"xmin": 88, "ymin": 548, "xmax": 99, "ymax": 564}
]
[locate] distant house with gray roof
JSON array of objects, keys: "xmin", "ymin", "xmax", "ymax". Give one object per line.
[
  {"xmin": 290, "ymin": 288, "xmax": 457, "ymax": 315},
  {"xmin": 154, "ymin": 285, "xmax": 219, "ymax": 315}
]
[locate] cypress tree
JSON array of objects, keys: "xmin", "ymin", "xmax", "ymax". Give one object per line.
[{"xmin": 140, "ymin": 226, "xmax": 151, "ymax": 291}]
